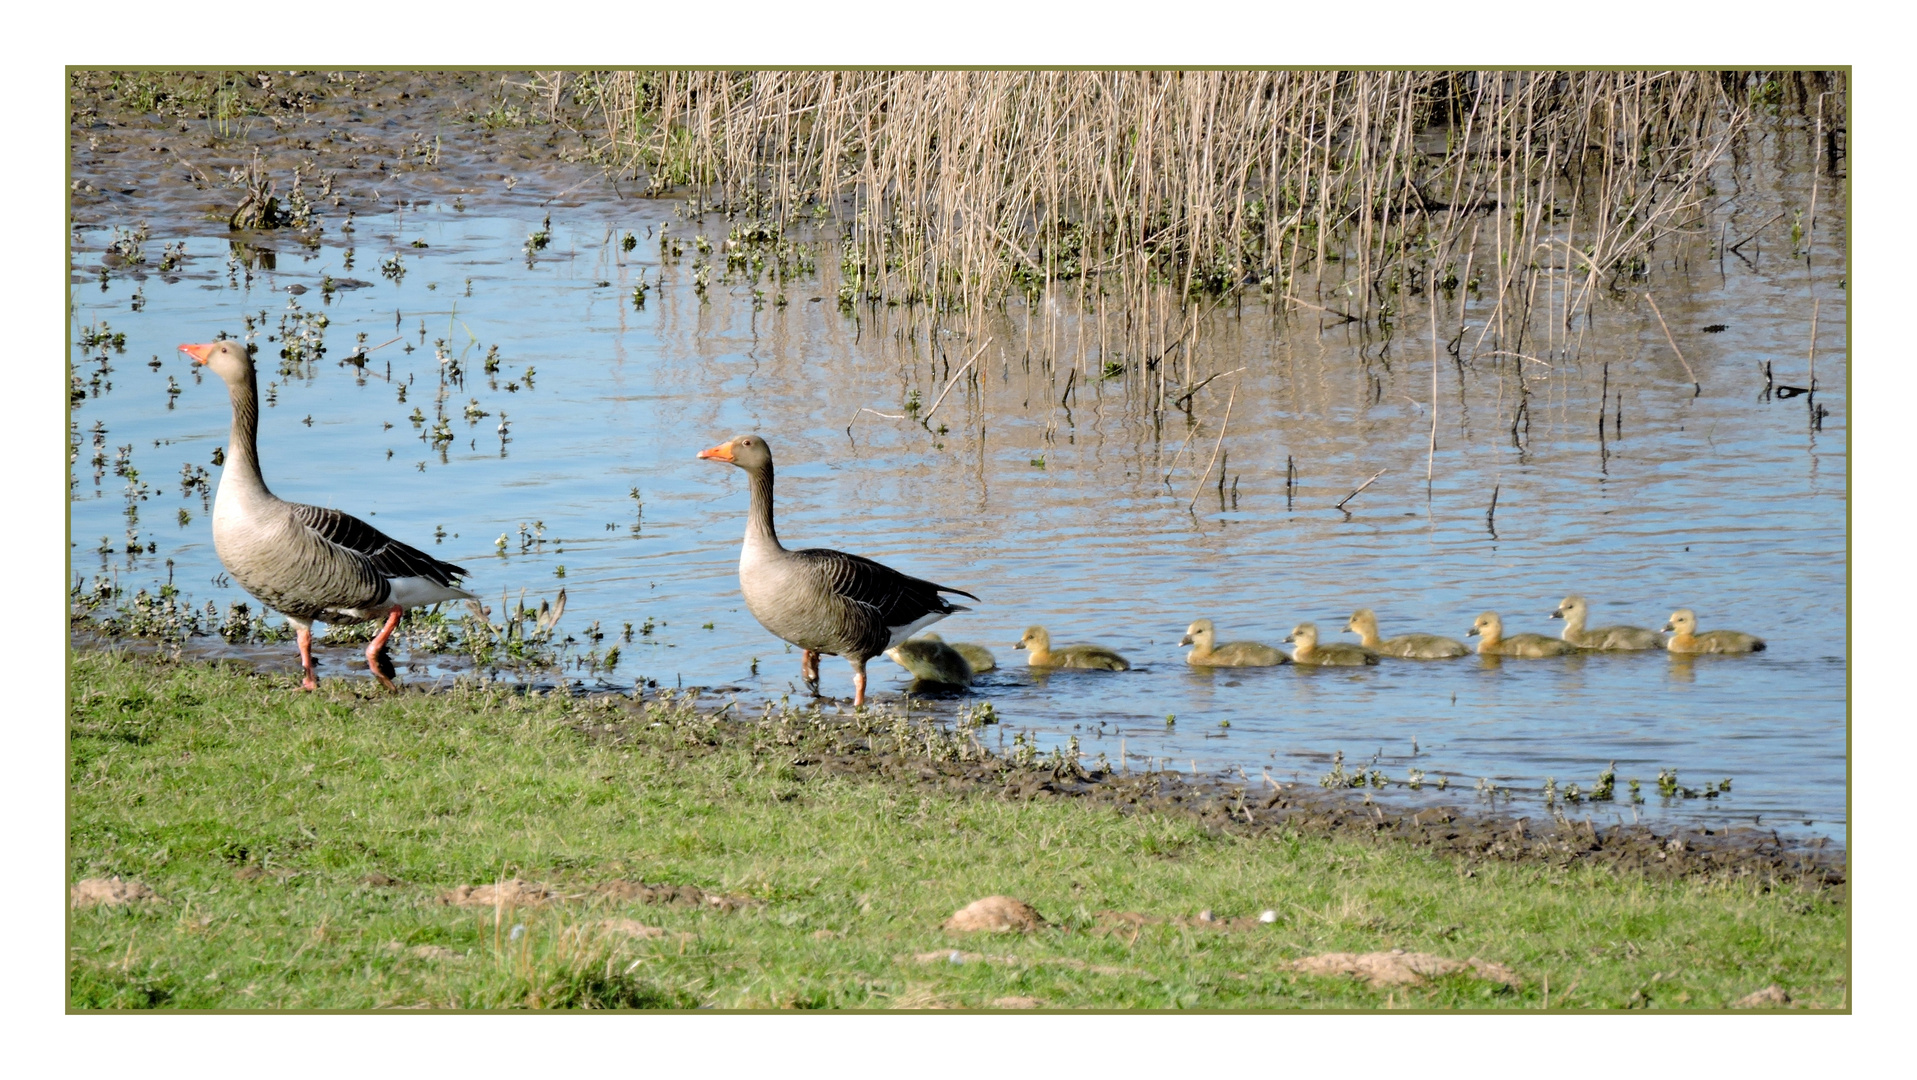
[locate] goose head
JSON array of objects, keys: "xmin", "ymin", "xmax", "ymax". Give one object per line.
[
  {"xmin": 698, "ymin": 433, "xmax": 773, "ymax": 470},
  {"xmin": 1345, "ymin": 608, "xmax": 1378, "ymax": 637},
  {"xmin": 1664, "ymin": 609, "xmax": 1697, "ymax": 634},
  {"xmin": 1179, "ymin": 619, "xmax": 1215, "ymax": 648},
  {"xmin": 179, "ymin": 340, "xmax": 252, "ymax": 386},
  {"xmin": 1015, "ymin": 626, "xmax": 1050, "ymax": 652},
  {"xmin": 1467, "ymin": 611, "xmax": 1502, "ymax": 638},
  {"xmin": 1283, "ymin": 622, "xmax": 1319, "ymax": 647},
  {"xmin": 1550, "ymin": 595, "xmax": 1587, "ymax": 622}
]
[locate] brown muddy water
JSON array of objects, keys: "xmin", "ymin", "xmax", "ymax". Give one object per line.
[{"xmin": 68, "ymin": 74, "xmax": 1847, "ymax": 842}]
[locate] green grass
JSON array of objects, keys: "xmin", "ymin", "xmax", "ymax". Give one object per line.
[{"xmin": 67, "ymin": 650, "xmax": 1846, "ymax": 1010}]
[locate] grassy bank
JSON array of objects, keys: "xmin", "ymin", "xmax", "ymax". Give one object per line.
[{"xmin": 67, "ymin": 650, "xmax": 1845, "ymax": 1010}]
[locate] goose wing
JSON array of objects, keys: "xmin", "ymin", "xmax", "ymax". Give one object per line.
[
  {"xmin": 795, "ymin": 546, "xmax": 976, "ymax": 629},
  {"xmin": 289, "ymin": 503, "xmax": 470, "ymax": 587}
]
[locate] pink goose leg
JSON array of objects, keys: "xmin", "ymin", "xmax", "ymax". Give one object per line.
[
  {"xmin": 294, "ymin": 623, "xmax": 319, "ymax": 690},
  {"xmin": 364, "ymin": 605, "xmax": 403, "ymax": 690}
]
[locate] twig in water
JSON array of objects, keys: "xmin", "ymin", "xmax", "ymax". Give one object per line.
[
  {"xmin": 1187, "ymin": 385, "xmax": 1237, "ymax": 511},
  {"xmin": 1172, "ymin": 367, "xmax": 1247, "ymax": 410},
  {"xmin": 1335, "ymin": 469, "xmax": 1387, "ymax": 512},
  {"xmin": 1726, "ymin": 210, "xmax": 1784, "ymax": 255},
  {"xmin": 919, "ymin": 339, "xmax": 992, "ymax": 424},
  {"xmin": 1643, "ymin": 293, "xmax": 1700, "ymax": 396},
  {"xmin": 1486, "ymin": 483, "xmax": 1500, "ymax": 538},
  {"xmin": 1281, "ymin": 293, "xmax": 1358, "ymax": 324}
]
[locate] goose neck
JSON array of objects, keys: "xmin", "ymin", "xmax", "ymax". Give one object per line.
[
  {"xmin": 743, "ymin": 461, "xmax": 781, "ymax": 548},
  {"xmin": 220, "ymin": 369, "xmax": 273, "ymax": 501}
]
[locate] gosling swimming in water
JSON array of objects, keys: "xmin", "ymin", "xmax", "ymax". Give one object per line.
[
  {"xmin": 1344, "ymin": 608, "xmax": 1468, "ymax": 659},
  {"xmin": 1179, "ymin": 619, "xmax": 1288, "ymax": 667},
  {"xmin": 1285, "ymin": 622, "xmax": 1380, "ymax": 666},
  {"xmin": 1468, "ymin": 612, "xmax": 1577, "ymax": 657},
  {"xmin": 1014, "ymin": 626, "xmax": 1130, "ymax": 670},
  {"xmin": 1551, "ymin": 595, "xmax": 1663, "ymax": 650},
  {"xmin": 884, "ymin": 636, "xmax": 974, "ymax": 686},
  {"xmin": 921, "ymin": 632, "xmax": 996, "ymax": 673},
  {"xmin": 1663, "ymin": 609, "xmax": 1766, "ymax": 654}
]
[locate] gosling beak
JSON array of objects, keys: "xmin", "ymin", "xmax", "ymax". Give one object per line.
[
  {"xmin": 1179, "ymin": 634, "xmax": 1194, "ymax": 646},
  {"xmin": 1662, "ymin": 622, "xmax": 1675, "ymax": 632},
  {"xmin": 697, "ymin": 439, "xmax": 737, "ymax": 463},
  {"xmin": 1283, "ymin": 634, "xmax": 1295, "ymax": 643},
  {"xmin": 1549, "ymin": 609, "xmax": 1564, "ymax": 620},
  {"xmin": 179, "ymin": 342, "xmax": 216, "ymax": 365},
  {"xmin": 1467, "ymin": 626, "xmax": 1480, "ymax": 636}
]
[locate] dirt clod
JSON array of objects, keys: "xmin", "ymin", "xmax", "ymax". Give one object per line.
[
  {"xmin": 1731, "ymin": 984, "xmax": 1793, "ymax": 1008},
  {"xmin": 361, "ymin": 872, "xmax": 402, "ymax": 887},
  {"xmin": 70, "ymin": 877, "xmax": 159, "ymax": 908},
  {"xmin": 944, "ymin": 895, "xmax": 1044, "ymax": 933},
  {"xmin": 1285, "ymin": 949, "xmax": 1522, "ymax": 988},
  {"xmin": 990, "ymin": 996, "xmax": 1043, "ymax": 1008},
  {"xmin": 439, "ymin": 878, "xmax": 562, "ymax": 907}
]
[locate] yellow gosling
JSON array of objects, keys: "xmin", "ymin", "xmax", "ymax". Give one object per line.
[
  {"xmin": 1179, "ymin": 619, "xmax": 1288, "ymax": 667},
  {"xmin": 1014, "ymin": 626, "xmax": 1131, "ymax": 671},
  {"xmin": 1468, "ymin": 612, "xmax": 1577, "ymax": 657},
  {"xmin": 1285, "ymin": 622, "xmax": 1379, "ymax": 666},
  {"xmin": 883, "ymin": 636, "xmax": 973, "ymax": 686},
  {"xmin": 1551, "ymin": 595, "xmax": 1664, "ymax": 650},
  {"xmin": 1663, "ymin": 609, "xmax": 1766, "ymax": 654},
  {"xmin": 922, "ymin": 632, "xmax": 996, "ymax": 673},
  {"xmin": 1345, "ymin": 608, "xmax": 1468, "ymax": 659}
]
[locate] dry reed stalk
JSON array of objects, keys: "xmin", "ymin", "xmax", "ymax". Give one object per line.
[
  {"xmin": 1187, "ymin": 384, "xmax": 1237, "ymax": 511},
  {"xmin": 1643, "ymin": 292, "xmax": 1701, "ymax": 395},
  {"xmin": 541, "ymin": 71, "xmax": 1824, "ymax": 389}
]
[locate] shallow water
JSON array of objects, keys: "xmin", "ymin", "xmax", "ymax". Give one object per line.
[{"xmin": 68, "ymin": 114, "xmax": 1847, "ymax": 841}]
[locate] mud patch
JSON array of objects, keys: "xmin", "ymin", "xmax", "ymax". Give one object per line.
[
  {"xmin": 944, "ymin": 895, "xmax": 1044, "ymax": 933},
  {"xmin": 1285, "ymin": 949, "xmax": 1521, "ymax": 988},
  {"xmin": 990, "ymin": 995, "xmax": 1043, "ymax": 1008},
  {"xmin": 439, "ymin": 878, "xmax": 564, "ymax": 908},
  {"xmin": 1094, "ymin": 909, "xmax": 1276, "ymax": 934},
  {"xmin": 71, "ymin": 877, "xmax": 160, "ymax": 908},
  {"xmin": 592, "ymin": 880, "xmax": 758, "ymax": 911}
]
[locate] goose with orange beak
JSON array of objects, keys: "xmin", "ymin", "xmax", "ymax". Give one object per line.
[
  {"xmin": 698, "ymin": 434, "xmax": 977, "ymax": 707},
  {"xmin": 182, "ymin": 340, "xmax": 475, "ymax": 690}
]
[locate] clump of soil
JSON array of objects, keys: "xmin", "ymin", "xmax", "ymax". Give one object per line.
[
  {"xmin": 990, "ymin": 996, "xmax": 1043, "ymax": 1008},
  {"xmin": 592, "ymin": 880, "xmax": 757, "ymax": 911},
  {"xmin": 944, "ymin": 895, "xmax": 1044, "ymax": 933},
  {"xmin": 1731, "ymin": 984, "xmax": 1793, "ymax": 1008},
  {"xmin": 70, "ymin": 877, "xmax": 159, "ymax": 908},
  {"xmin": 439, "ymin": 879, "xmax": 562, "ymax": 907},
  {"xmin": 1285, "ymin": 949, "xmax": 1522, "ymax": 988}
]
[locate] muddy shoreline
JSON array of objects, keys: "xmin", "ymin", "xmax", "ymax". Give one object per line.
[{"xmin": 69, "ymin": 636, "xmax": 1848, "ymax": 895}]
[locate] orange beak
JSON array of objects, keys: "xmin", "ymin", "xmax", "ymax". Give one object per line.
[
  {"xmin": 180, "ymin": 342, "xmax": 216, "ymax": 364},
  {"xmin": 697, "ymin": 439, "xmax": 737, "ymax": 463}
]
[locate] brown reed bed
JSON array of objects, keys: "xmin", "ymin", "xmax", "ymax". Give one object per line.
[{"xmin": 542, "ymin": 70, "xmax": 1842, "ymax": 399}]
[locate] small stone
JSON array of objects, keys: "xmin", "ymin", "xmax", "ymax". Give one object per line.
[{"xmin": 1258, "ymin": 910, "xmax": 1278, "ymax": 923}]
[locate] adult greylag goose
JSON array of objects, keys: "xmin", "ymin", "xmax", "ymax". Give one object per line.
[
  {"xmin": 1285, "ymin": 622, "xmax": 1379, "ymax": 666},
  {"xmin": 1467, "ymin": 612, "xmax": 1576, "ymax": 657},
  {"xmin": 921, "ymin": 632, "xmax": 996, "ymax": 673},
  {"xmin": 1345, "ymin": 608, "xmax": 1468, "ymax": 659},
  {"xmin": 1663, "ymin": 609, "xmax": 1766, "ymax": 654},
  {"xmin": 1179, "ymin": 619, "xmax": 1288, "ymax": 667},
  {"xmin": 699, "ymin": 434, "xmax": 976, "ymax": 707},
  {"xmin": 884, "ymin": 636, "xmax": 973, "ymax": 686},
  {"xmin": 1014, "ymin": 626, "xmax": 1130, "ymax": 670},
  {"xmin": 1551, "ymin": 595, "xmax": 1663, "ymax": 650},
  {"xmin": 182, "ymin": 340, "xmax": 475, "ymax": 690}
]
